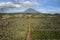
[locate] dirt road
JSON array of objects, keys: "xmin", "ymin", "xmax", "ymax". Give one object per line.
[{"xmin": 26, "ymin": 23, "xmax": 31, "ymax": 40}]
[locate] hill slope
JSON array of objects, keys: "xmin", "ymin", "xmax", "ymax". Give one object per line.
[{"xmin": 24, "ymin": 8, "xmax": 40, "ymax": 13}]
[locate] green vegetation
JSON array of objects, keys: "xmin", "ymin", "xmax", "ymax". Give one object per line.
[
  {"xmin": 31, "ymin": 30, "xmax": 60, "ymax": 40},
  {"xmin": 0, "ymin": 14, "xmax": 3, "ymax": 19},
  {"xmin": 0, "ymin": 13, "xmax": 60, "ymax": 40},
  {"xmin": 30, "ymin": 14, "xmax": 60, "ymax": 40}
]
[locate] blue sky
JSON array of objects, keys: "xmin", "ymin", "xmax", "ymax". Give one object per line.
[{"xmin": 0, "ymin": 0, "xmax": 60, "ymax": 13}]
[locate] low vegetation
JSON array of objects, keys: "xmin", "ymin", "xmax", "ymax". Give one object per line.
[
  {"xmin": 0, "ymin": 13, "xmax": 60, "ymax": 40},
  {"xmin": 31, "ymin": 30, "xmax": 60, "ymax": 40}
]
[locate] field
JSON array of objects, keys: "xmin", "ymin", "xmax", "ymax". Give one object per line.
[{"xmin": 0, "ymin": 13, "xmax": 60, "ymax": 40}]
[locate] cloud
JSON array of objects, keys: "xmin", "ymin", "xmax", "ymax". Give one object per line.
[
  {"xmin": 22, "ymin": 1, "xmax": 39, "ymax": 6},
  {"xmin": 0, "ymin": 1, "xmax": 39, "ymax": 12},
  {"xmin": 39, "ymin": 6, "xmax": 60, "ymax": 13},
  {"xmin": 0, "ymin": 2, "xmax": 22, "ymax": 8},
  {"xmin": 0, "ymin": 1, "xmax": 39, "ymax": 8}
]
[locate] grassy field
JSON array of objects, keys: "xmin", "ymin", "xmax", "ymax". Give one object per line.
[
  {"xmin": 0, "ymin": 14, "xmax": 60, "ymax": 40},
  {"xmin": 31, "ymin": 30, "xmax": 60, "ymax": 40}
]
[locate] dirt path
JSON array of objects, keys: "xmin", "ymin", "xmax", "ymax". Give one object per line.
[{"xmin": 26, "ymin": 23, "xmax": 31, "ymax": 40}]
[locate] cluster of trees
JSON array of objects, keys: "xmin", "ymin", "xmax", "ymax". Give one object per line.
[{"xmin": 0, "ymin": 14, "xmax": 3, "ymax": 19}]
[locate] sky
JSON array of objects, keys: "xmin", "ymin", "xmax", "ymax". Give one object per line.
[{"xmin": 0, "ymin": 0, "xmax": 60, "ymax": 13}]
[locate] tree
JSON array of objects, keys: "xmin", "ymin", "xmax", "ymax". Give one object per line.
[{"xmin": 0, "ymin": 14, "xmax": 2, "ymax": 19}]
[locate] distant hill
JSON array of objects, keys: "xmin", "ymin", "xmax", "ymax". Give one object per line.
[
  {"xmin": 0, "ymin": 8, "xmax": 40, "ymax": 14},
  {"xmin": 24, "ymin": 8, "xmax": 40, "ymax": 13}
]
